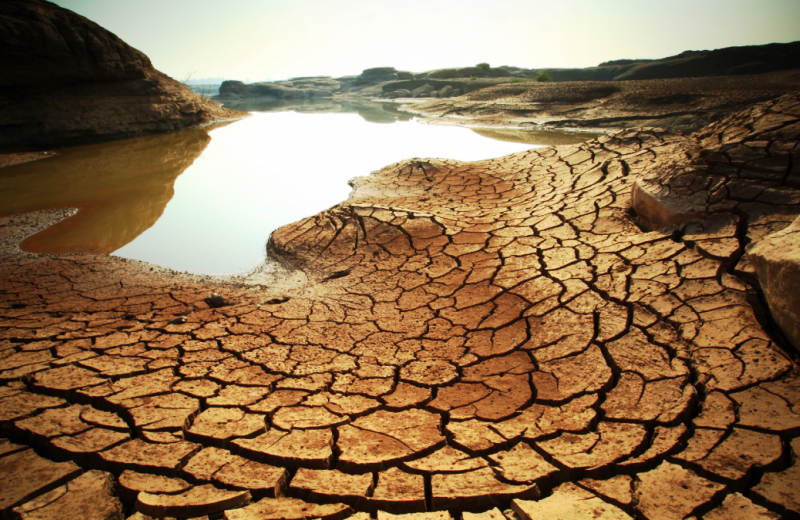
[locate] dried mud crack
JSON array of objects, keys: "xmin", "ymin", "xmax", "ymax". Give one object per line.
[{"xmin": 2, "ymin": 93, "xmax": 800, "ymax": 519}]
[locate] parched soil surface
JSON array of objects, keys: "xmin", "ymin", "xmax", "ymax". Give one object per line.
[
  {"xmin": 1, "ymin": 94, "xmax": 800, "ymax": 519},
  {"xmin": 404, "ymin": 70, "xmax": 800, "ymax": 133}
]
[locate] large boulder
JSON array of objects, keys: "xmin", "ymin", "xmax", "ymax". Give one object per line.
[
  {"xmin": 411, "ymin": 84, "xmax": 436, "ymax": 98},
  {"xmin": 630, "ymin": 92, "xmax": 800, "ymax": 349},
  {"xmin": 747, "ymin": 216, "xmax": 800, "ymax": 350},
  {"xmin": 385, "ymin": 89, "xmax": 412, "ymax": 99},
  {"xmin": 0, "ymin": 0, "xmax": 241, "ymax": 152}
]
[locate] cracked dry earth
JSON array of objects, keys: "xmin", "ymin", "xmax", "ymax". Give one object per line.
[{"xmin": 2, "ymin": 93, "xmax": 800, "ymax": 520}]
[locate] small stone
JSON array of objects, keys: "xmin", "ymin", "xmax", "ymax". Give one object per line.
[{"xmin": 206, "ymin": 293, "xmax": 225, "ymax": 308}]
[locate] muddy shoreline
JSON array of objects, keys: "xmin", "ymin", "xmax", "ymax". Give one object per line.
[{"xmin": 398, "ymin": 69, "xmax": 800, "ymax": 133}]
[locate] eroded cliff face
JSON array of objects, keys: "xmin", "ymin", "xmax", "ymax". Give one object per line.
[{"xmin": 0, "ymin": 0, "xmax": 244, "ymax": 152}]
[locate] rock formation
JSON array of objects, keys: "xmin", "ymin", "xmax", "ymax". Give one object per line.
[
  {"xmin": 1, "ymin": 91, "xmax": 800, "ymax": 518},
  {"xmin": 745, "ymin": 217, "xmax": 800, "ymax": 350},
  {"xmin": 215, "ymin": 42, "xmax": 800, "ymax": 110},
  {"xmin": 0, "ymin": 0, "xmax": 244, "ymax": 153},
  {"xmin": 219, "ymin": 81, "xmax": 335, "ymax": 102},
  {"xmin": 215, "ymin": 69, "xmax": 510, "ymax": 104},
  {"xmin": 407, "ymin": 71, "xmax": 800, "ymax": 132},
  {"xmin": 527, "ymin": 40, "xmax": 800, "ymax": 82}
]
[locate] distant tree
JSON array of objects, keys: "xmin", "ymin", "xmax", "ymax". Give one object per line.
[
  {"xmin": 477, "ymin": 63, "xmax": 490, "ymax": 71},
  {"xmin": 536, "ymin": 70, "xmax": 553, "ymax": 82}
]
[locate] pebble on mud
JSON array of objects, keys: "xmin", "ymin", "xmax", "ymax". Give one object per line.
[{"xmin": 206, "ymin": 293, "xmax": 225, "ymax": 308}]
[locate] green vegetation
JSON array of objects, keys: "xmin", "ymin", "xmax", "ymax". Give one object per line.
[
  {"xmin": 471, "ymin": 76, "xmax": 477, "ymax": 81},
  {"xmin": 510, "ymin": 78, "xmax": 526, "ymax": 83},
  {"xmin": 477, "ymin": 63, "xmax": 490, "ymax": 71},
  {"xmin": 434, "ymin": 69, "xmax": 460, "ymax": 79},
  {"xmin": 536, "ymin": 70, "xmax": 553, "ymax": 82}
]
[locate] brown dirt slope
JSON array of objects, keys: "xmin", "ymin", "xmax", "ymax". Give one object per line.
[
  {"xmin": 1, "ymin": 95, "xmax": 800, "ymax": 519},
  {"xmin": 405, "ymin": 70, "xmax": 800, "ymax": 132},
  {"xmin": 0, "ymin": 0, "xmax": 245, "ymax": 153}
]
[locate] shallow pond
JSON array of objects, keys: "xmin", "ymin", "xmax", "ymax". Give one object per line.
[{"xmin": 0, "ymin": 102, "xmax": 599, "ymax": 275}]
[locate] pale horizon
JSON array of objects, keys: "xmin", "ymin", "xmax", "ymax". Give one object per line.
[{"xmin": 52, "ymin": 0, "xmax": 800, "ymax": 83}]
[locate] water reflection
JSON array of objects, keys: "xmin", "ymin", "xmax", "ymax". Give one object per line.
[
  {"xmin": 112, "ymin": 111, "xmax": 537, "ymax": 274},
  {"xmin": 2, "ymin": 106, "xmax": 601, "ymax": 274},
  {"xmin": 0, "ymin": 127, "xmax": 215, "ymax": 254},
  {"xmin": 218, "ymin": 98, "xmax": 414, "ymax": 124}
]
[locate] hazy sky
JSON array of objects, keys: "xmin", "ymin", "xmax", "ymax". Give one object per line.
[{"xmin": 53, "ymin": 0, "xmax": 800, "ymax": 82}]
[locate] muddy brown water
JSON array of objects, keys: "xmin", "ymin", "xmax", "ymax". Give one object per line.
[{"xmin": 0, "ymin": 104, "xmax": 599, "ymax": 275}]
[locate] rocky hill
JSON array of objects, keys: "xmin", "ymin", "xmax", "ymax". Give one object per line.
[
  {"xmin": 508, "ymin": 41, "xmax": 800, "ymax": 82},
  {"xmin": 216, "ymin": 42, "xmax": 800, "ymax": 107},
  {"xmin": 217, "ymin": 66, "xmax": 514, "ymax": 104},
  {"xmin": 0, "ymin": 0, "xmax": 245, "ymax": 153}
]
